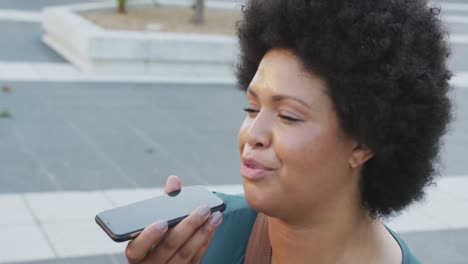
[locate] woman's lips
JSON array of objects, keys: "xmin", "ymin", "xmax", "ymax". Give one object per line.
[{"xmin": 240, "ymin": 158, "xmax": 274, "ymax": 180}]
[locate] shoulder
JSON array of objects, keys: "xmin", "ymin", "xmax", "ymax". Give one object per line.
[
  {"xmin": 201, "ymin": 192, "xmax": 258, "ymax": 264},
  {"xmin": 386, "ymin": 227, "xmax": 421, "ymax": 264}
]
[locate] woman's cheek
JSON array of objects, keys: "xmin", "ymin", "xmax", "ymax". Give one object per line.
[{"xmin": 278, "ymin": 133, "xmax": 320, "ymax": 174}]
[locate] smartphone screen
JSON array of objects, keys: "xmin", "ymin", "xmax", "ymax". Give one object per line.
[{"xmin": 95, "ymin": 185, "xmax": 226, "ymax": 242}]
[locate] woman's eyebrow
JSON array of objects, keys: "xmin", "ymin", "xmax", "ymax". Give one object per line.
[
  {"xmin": 271, "ymin": 95, "xmax": 311, "ymax": 109},
  {"xmin": 247, "ymin": 87, "xmax": 311, "ymax": 109}
]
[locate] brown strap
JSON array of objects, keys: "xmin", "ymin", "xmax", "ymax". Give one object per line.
[{"xmin": 244, "ymin": 213, "xmax": 272, "ymax": 264}]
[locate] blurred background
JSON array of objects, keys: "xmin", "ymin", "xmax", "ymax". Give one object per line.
[{"xmin": 0, "ymin": 0, "xmax": 467, "ymax": 263}]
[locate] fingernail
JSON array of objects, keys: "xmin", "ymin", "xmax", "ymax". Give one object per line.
[
  {"xmin": 198, "ymin": 205, "xmax": 211, "ymax": 217},
  {"xmin": 155, "ymin": 220, "xmax": 168, "ymax": 231},
  {"xmin": 209, "ymin": 211, "xmax": 222, "ymax": 226}
]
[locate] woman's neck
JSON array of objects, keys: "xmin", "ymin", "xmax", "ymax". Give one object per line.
[
  {"xmin": 267, "ymin": 195, "xmax": 399, "ymax": 264},
  {"xmin": 268, "ymin": 215, "xmax": 373, "ymax": 264}
]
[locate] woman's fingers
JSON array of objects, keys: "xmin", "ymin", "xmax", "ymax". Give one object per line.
[
  {"xmin": 172, "ymin": 211, "xmax": 223, "ymax": 264},
  {"xmin": 127, "ymin": 175, "xmax": 217, "ymax": 264},
  {"xmin": 165, "ymin": 175, "xmax": 182, "ymax": 194},
  {"xmin": 190, "ymin": 239, "xmax": 213, "ymax": 264},
  {"xmin": 143, "ymin": 205, "xmax": 213, "ymax": 262},
  {"xmin": 125, "ymin": 220, "xmax": 169, "ymax": 264}
]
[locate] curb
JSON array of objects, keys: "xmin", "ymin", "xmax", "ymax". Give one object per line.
[{"xmin": 0, "ymin": 61, "xmax": 236, "ymax": 84}]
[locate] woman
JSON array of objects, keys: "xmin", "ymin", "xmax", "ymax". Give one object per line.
[{"xmin": 125, "ymin": 0, "xmax": 451, "ymax": 263}]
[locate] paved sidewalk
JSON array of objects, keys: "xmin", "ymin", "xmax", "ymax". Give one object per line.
[
  {"xmin": 0, "ymin": 0, "xmax": 102, "ymax": 11},
  {"xmin": 0, "ymin": 185, "xmax": 243, "ymax": 263},
  {"xmin": 0, "ymin": 62, "xmax": 235, "ymax": 83},
  {"xmin": 0, "ymin": 177, "xmax": 467, "ymax": 263}
]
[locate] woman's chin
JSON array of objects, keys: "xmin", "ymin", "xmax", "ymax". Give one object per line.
[{"xmin": 242, "ymin": 179, "xmax": 277, "ymax": 214}]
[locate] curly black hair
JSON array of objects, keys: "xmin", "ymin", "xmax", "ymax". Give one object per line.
[{"xmin": 236, "ymin": 0, "xmax": 452, "ymax": 218}]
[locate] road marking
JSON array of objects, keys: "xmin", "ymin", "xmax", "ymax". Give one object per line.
[
  {"xmin": 65, "ymin": 120, "xmax": 139, "ymax": 188},
  {"xmin": 0, "ymin": 10, "xmax": 40, "ymax": 22},
  {"xmin": 0, "ymin": 176, "xmax": 467, "ymax": 263},
  {"xmin": 12, "ymin": 126, "xmax": 63, "ymax": 191}
]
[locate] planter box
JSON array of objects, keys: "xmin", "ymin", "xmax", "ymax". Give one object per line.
[{"xmin": 42, "ymin": 0, "xmax": 240, "ymax": 78}]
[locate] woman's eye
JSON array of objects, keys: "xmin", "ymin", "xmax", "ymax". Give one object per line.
[
  {"xmin": 243, "ymin": 107, "xmax": 259, "ymax": 113},
  {"xmin": 243, "ymin": 108, "xmax": 302, "ymax": 122},
  {"xmin": 278, "ymin": 114, "xmax": 301, "ymax": 122}
]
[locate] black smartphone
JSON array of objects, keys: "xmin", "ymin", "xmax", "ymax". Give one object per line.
[{"xmin": 95, "ymin": 185, "xmax": 226, "ymax": 242}]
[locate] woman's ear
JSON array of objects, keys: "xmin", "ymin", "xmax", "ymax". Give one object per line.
[{"xmin": 349, "ymin": 144, "xmax": 374, "ymax": 169}]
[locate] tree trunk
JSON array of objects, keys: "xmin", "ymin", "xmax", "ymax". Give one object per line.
[
  {"xmin": 117, "ymin": 0, "xmax": 126, "ymax": 13},
  {"xmin": 192, "ymin": 0, "xmax": 205, "ymax": 24}
]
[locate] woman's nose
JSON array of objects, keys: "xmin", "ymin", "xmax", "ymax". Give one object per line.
[{"xmin": 246, "ymin": 112, "xmax": 272, "ymax": 149}]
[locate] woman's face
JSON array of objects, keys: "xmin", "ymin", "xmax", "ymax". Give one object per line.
[{"xmin": 237, "ymin": 49, "xmax": 364, "ymax": 223}]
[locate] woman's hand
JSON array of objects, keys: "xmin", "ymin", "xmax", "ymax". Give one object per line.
[{"xmin": 125, "ymin": 175, "xmax": 223, "ymax": 264}]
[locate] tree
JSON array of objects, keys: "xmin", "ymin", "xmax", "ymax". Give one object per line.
[
  {"xmin": 116, "ymin": 0, "xmax": 205, "ymax": 25},
  {"xmin": 191, "ymin": 0, "xmax": 205, "ymax": 24},
  {"xmin": 117, "ymin": 0, "xmax": 126, "ymax": 13}
]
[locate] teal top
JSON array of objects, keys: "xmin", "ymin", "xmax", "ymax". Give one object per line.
[{"xmin": 202, "ymin": 192, "xmax": 420, "ymax": 264}]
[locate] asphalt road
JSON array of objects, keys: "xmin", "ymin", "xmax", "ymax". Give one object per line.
[
  {"xmin": 0, "ymin": 82, "xmax": 246, "ymax": 193},
  {"xmin": 0, "ymin": 21, "xmax": 65, "ymax": 62},
  {"xmin": 0, "ymin": 81, "xmax": 467, "ymax": 194}
]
